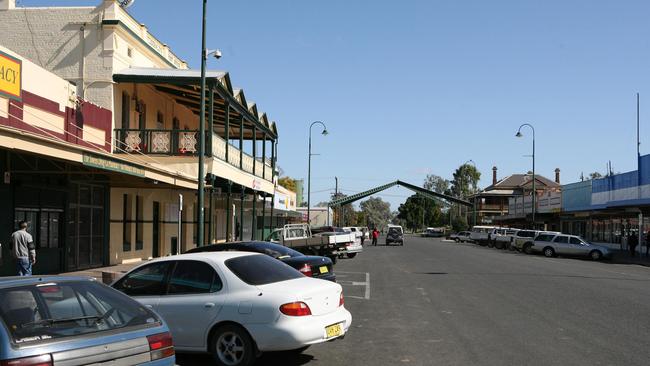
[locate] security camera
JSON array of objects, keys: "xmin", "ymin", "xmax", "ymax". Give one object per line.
[{"xmin": 213, "ymin": 49, "xmax": 222, "ymax": 60}]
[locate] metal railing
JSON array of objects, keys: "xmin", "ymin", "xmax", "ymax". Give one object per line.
[{"xmin": 114, "ymin": 128, "xmax": 273, "ymax": 181}]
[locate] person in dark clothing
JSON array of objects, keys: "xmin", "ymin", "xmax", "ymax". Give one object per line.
[{"xmin": 629, "ymin": 232, "xmax": 638, "ymax": 257}]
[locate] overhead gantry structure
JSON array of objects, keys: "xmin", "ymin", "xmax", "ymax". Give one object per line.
[{"xmin": 328, "ymin": 180, "xmax": 472, "ymax": 208}]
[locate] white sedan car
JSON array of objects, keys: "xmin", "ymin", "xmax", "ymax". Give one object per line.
[{"xmin": 112, "ymin": 252, "xmax": 352, "ymax": 366}]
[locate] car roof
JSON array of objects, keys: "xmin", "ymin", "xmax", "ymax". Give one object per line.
[
  {"xmin": 148, "ymin": 251, "xmax": 260, "ymax": 265},
  {"xmin": 0, "ymin": 276, "xmax": 96, "ymax": 289}
]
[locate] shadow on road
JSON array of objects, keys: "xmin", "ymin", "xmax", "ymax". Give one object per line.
[{"xmin": 176, "ymin": 351, "xmax": 315, "ymax": 366}]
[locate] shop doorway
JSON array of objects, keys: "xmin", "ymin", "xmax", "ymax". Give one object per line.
[{"xmin": 67, "ymin": 183, "xmax": 106, "ymax": 271}]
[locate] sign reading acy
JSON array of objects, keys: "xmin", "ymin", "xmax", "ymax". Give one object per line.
[{"xmin": 0, "ymin": 50, "xmax": 21, "ymax": 101}]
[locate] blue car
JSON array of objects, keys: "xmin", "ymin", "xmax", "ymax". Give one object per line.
[{"xmin": 0, "ymin": 276, "xmax": 175, "ymax": 365}]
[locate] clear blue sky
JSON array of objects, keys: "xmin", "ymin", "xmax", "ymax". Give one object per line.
[{"xmin": 24, "ymin": 0, "xmax": 650, "ymax": 211}]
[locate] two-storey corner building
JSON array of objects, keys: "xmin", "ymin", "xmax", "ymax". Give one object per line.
[
  {"xmin": 0, "ymin": 0, "xmax": 280, "ymax": 272},
  {"xmin": 470, "ymin": 166, "xmax": 561, "ymax": 229}
]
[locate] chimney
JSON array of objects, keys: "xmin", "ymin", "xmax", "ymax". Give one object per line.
[
  {"xmin": 492, "ymin": 166, "xmax": 498, "ymax": 185},
  {"xmin": 0, "ymin": 0, "xmax": 16, "ymax": 10},
  {"xmin": 555, "ymin": 168, "xmax": 560, "ymax": 184}
]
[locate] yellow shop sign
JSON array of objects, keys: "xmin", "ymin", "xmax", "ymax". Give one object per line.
[{"xmin": 0, "ymin": 50, "xmax": 21, "ymax": 100}]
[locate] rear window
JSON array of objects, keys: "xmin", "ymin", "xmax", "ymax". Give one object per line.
[
  {"xmin": 535, "ymin": 234, "xmax": 556, "ymax": 242},
  {"xmin": 248, "ymin": 243, "xmax": 303, "ymax": 259},
  {"xmin": 225, "ymin": 255, "xmax": 303, "ymax": 286},
  {"xmin": 518, "ymin": 231, "xmax": 536, "ymax": 238},
  {"xmin": 0, "ymin": 281, "xmax": 158, "ymax": 345}
]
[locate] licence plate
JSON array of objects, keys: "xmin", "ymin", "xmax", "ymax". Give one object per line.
[
  {"xmin": 325, "ymin": 323, "xmax": 343, "ymax": 339},
  {"xmin": 319, "ymin": 266, "xmax": 329, "ymax": 274}
]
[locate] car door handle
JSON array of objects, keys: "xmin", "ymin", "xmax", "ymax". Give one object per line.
[{"xmin": 204, "ymin": 303, "xmax": 215, "ymax": 308}]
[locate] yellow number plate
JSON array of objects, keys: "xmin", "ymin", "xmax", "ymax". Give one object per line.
[
  {"xmin": 319, "ymin": 266, "xmax": 329, "ymax": 274},
  {"xmin": 325, "ymin": 323, "xmax": 343, "ymax": 338}
]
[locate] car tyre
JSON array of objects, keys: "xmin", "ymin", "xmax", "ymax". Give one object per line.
[
  {"xmin": 347, "ymin": 253, "xmax": 357, "ymax": 259},
  {"xmin": 523, "ymin": 243, "xmax": 534, "ymax": 255},
  {"xmin": 590, "ymin": 250, "xmax": 602, "ymax": 261},
  {"xmin": 400, "ymin": 241, "xmax": 404, "ymax": 246},
  {"xmin": 211, "ymin": 324, "xmax": 257, "ymax": 366},
  {"xmin": 454, "ymin": 238, "xmax": 460, "ymax": 243},
  {"xmin": 543, "ymin": 247, "xmax": 555, "ymax": 258}
]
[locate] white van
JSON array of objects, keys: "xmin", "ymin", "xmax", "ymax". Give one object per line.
[{"xmin": 469, "ymin": 225, "xmax": 497, "ymax": 245}]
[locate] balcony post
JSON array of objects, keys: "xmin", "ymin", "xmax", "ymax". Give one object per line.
[
  {"xmin": 226, "ymin": 180, "xmax": 232, "ymax": 241},
  {"xmin": 251, "ymin": 190, "xmax": 257, "ymax": 240},
  {"xmin": 208, "ymin": 175, "xmax": 214, "ymax": 243},
  {"xmin": 207, "ymin": 86, "xmax": 214, "ymax": 157},
  {"xmin": 225, "ymin": 103, "xmax": 230, "ymax": 162},
  {"xmin": 262, "ymin": 133, "xmax": 266, "ymax": 179},
  {"xmin": 253, "ymin": 126, "xmax": 257, "ymax": 177},
  {"xmin": 239, "ymin": 117, "xmax": 244, "ymax": 170},
  {"xmin": 270, "ymin": 194, "xmax": 275, "ymax": 229},
  {"xmin": 271, "ymin": 139, "xmax": 276, "ymax": 180},
  {"xmin": 261, "ymin": 192, "xmax": 266, "ymax": 239},
  {"xmin": 240, "ymin": 186, "xmax": 245, "ymax": 240}
]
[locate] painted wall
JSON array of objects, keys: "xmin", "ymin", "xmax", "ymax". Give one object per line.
[{"xmin": 562, "ymin": 180, "xmax": 593, "ymax": 212}]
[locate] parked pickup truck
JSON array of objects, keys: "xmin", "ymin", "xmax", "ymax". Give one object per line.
[{"xmin": 266, "ymin": 224, "xmax": 356, "ymax": 263}]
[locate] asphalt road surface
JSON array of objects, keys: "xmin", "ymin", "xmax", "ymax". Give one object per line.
[{"xmin": 177, "ymin": 235, "xmax": 650, "ymax": 366}]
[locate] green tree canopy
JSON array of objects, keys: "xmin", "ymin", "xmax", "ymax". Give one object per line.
[
  {"xmin": 278, "ymin": 176, "xmax": 297, "ymax": 192},
  {"xmin": 397, "ymin": 194, "xmax": 444, "ymax": 232},
  {"xmin": 360, "ymin": 197, "xmax": 392, "ymax": 231}
]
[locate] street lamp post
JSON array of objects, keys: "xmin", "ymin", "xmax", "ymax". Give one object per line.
[
  {"xmin": 197, "ymin": 0, "xmax": 208, "ymax": 248},
  {"xmin": 307, "ymin": 121, "xmax": 328, "ymax": 225},
  {"xmin": 516, "ymin": 123, "xmax": 536, "ymax": 228}
]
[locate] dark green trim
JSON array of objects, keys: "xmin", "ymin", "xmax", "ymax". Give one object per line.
[{"xmin": 329, "ymin": 180, "xmax": 472, "ymax": 207}]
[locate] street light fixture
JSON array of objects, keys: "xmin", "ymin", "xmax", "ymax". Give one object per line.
[
  {"xmin": 307, "ymin": 121, "xmax": 328, "ymax": 225},
  {"xmin": 515, "ymin": 123, "xmax": 536, "ymax": 228}
]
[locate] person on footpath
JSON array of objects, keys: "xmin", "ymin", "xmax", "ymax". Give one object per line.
[
  {"xmin": 629, "ymin": 231, "xmax": 638, "ymax": 258},
  {"xmin": 10, "ymin": 221, "xmax": 36, "ymax": 276},
  {"xmin": 372, "ymin": 228, "xmax": 379, "ymax": 246}
]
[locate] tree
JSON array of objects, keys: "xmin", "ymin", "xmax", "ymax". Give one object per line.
[
  {"xmin": 360, "ymin": 197, "xmax": 392, "ymax": 231},
  {"xmin": 588, "ymin": 172, "xmax": 603, "ymax": 180},
  {"xmin": 397, "ymin": 194, "xmax": 444, "ymax": 232},
  {"xmin": 423, "ymin": 174, "xmax": 449, "ymax": 194},
  {"xmin": 331, "ymin": 192, "xmax": 357, "ymax": 226},
  {"xmin": 278, "ymin": 176, "xmax": 297, "ymax": 192},
  {"xmin": 449, "ymin": 164, "xmax": 481, "ymax": 198}
]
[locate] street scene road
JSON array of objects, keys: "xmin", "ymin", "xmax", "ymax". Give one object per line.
[{"xmin": 179, "ymin": 235, "xmax": 650, "ymax": 366}]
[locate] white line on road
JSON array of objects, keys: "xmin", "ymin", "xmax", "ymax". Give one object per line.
[{"xmin": 336, "ymin": 271, "xmax": 370, "ymax": 300}]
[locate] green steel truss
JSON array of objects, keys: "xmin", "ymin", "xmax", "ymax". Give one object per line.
[{"xmin": 328, "ymin": 180, "xmax": 471, "ymax": 207}]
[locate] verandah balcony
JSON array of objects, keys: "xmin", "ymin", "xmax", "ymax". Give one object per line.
[{"xmin": 113, "ymin": 128, "xmax": 273, "ymax": 181}]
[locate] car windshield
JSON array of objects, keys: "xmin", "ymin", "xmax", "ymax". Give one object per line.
[
  {"xmin": 519, "ymin": 231, "xmax": 536, "ymax": 238},
  {"xmin": 246, "ymin": 242, "xmax": 303, "ymax": 259},
  {"xmin": 0, "ymin": 281, "xmax": 158, "ymax": 345},
  {"xmin": 226, "ymin": 255, "xmax": 304, "ymax": 286}
]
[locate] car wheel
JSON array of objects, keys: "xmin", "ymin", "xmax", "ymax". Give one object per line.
[
  {"xmin": 523, "ymin": 244, "xmax": 533, "ymax": 255},
  {"xmin": 454, "ymin": 238, "xmax": 460, "ymax": 243},
  {"xmin": 329, "ymin": 255, "xmax": 338, "ymax": 265},
  {"xmin": 347, "ymin": 253, "xmax": 357, "ymax": 259},
  {"xmin": 211, "ymin": 324, "xmax": 256, "ymax": 366},
  {"xmin": 543, "ymin": 247, "xmax": 555, "ymax": 258},
  {"xmin": 400, "ymin": 241, "xmax": 404, "ymax": 246},
  {"xmin": 487, "ymin": 241, "xmax": 494, "ymax": 248},
  {"xmin": 590, "ymin": 250, "xmax": 602, "ymax": 261}
]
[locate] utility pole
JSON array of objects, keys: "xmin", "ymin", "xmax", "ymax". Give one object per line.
[{"xmin": 335, "ymin": 176, "xmax": 338, "ymax": 226}]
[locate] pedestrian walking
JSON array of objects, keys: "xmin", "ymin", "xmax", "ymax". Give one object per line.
[
  {"xmin": 10, "ymin": 221, "xmax": 35, "ymax": 276},
  {"xmin": 629, "ymin": 231, "xmax": 638, "ymax": 258},
  {"xmin": 360, "ymin": 228, "xmax": 366, "ymax": 245},
  {"xmin": 372, "ymin": 228, "xmax": 379, "ymax": 246}
]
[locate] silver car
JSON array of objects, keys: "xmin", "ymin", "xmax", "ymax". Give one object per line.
[{"xmin": 527, "ymin": 233, "xmax": 612, "ymax": 260}]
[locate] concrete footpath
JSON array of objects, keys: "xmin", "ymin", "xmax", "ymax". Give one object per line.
[{"xmin": 64, "ymin": 260, "xmax": 147, "ymax": 284}]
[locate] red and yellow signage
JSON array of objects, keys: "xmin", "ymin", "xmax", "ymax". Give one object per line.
[{"xmin": 0, "ymin": 50, "xmax": 21, "ymax": 101}]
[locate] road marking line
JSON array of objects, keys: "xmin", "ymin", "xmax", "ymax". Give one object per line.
[{"xmin": 365, "ymin": 272, "xmax": 370, "ymax": 300}]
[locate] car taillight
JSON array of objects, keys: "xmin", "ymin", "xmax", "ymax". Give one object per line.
[
  {"xmin": 299, "ymin": 263, "xmax": 313, "ymax": 277},
  {"xmin": 147, "ymin": 332, "xmax": 175, "ymax": 361},
  {"xmin": 280, "ymin": 302, "xmax": 312, "ymax": 316},
  {"xmin": 0, "ymin": 355, "xmax": 52, "ymax": 366},
  {"xmin": 339, "ymin": 292, "xmax": 344, "ymax": 307}
]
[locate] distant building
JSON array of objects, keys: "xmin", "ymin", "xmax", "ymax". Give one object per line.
[
  {"xmin": 297, "ymin": 207, "xmax": 333, "ymax": 228},
  {"xmin": 470, "ymin": 166, "xmax": 561, "ymax": 229}
]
